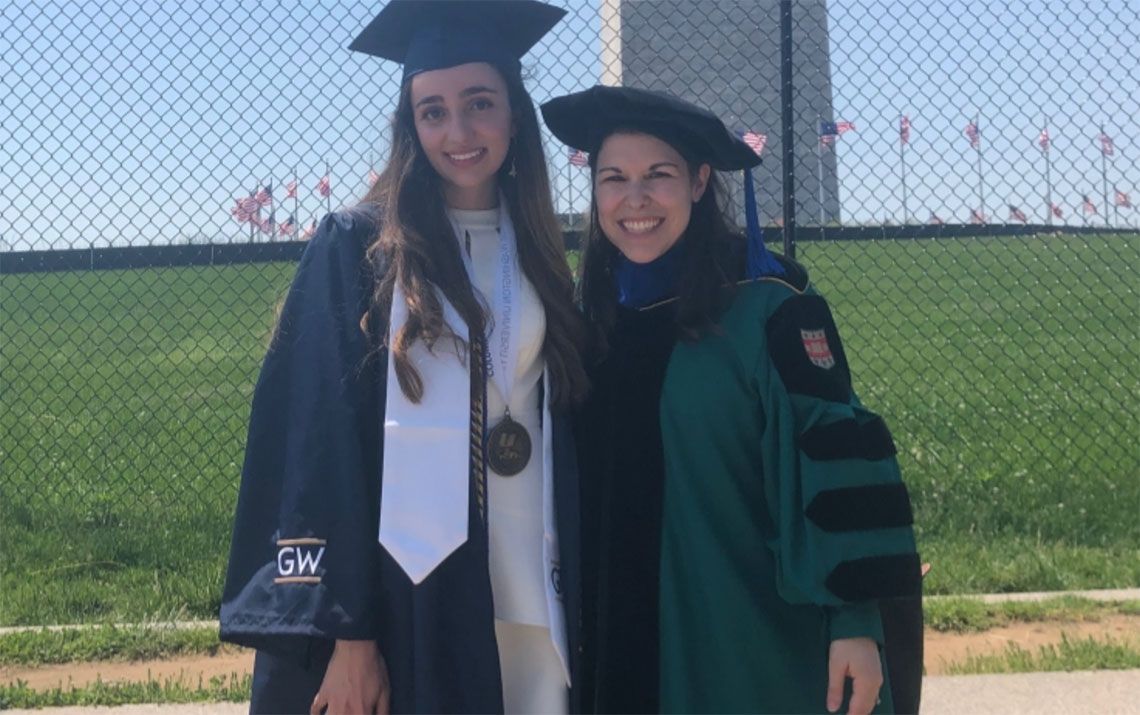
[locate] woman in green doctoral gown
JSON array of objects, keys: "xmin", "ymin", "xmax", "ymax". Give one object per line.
[{"xmin": 542, "ymin": 85, "xmax": 923, "ymax": 715}]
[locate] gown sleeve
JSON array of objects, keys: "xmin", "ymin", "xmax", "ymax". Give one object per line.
[
  {"xmin": 219, "ymin": 209, "xmax": 385, "ymax": 665},
  {"xmin": 753, "ymin": 287, "xmax": 921, "ymax": 640}
]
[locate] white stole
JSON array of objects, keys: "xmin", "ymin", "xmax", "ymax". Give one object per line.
[
  {"xmin": 378, "ymin": 281, "xmax": 471, "ymax": 585},
  {"xmin": 377, "ymin": 203, "xmax": 569, "ymax": 684}
]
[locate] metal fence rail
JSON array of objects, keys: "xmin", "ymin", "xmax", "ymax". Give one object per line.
[{"xmin": 1, "ymin": 1, "xmax": 1137, "ymax": 623}]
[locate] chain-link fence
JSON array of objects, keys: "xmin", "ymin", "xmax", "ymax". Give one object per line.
[{"xmin": 1, "ymin": 1, "xmax": 1137, "ymax": 625}]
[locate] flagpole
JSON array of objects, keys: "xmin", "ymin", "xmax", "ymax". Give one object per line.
[
  {"xmin": 325, "ymin": 160, "xmax": 332, "ymax": 214},
  {"xmin": 268, "ymin": 176, "xmax": 274, "ymax": 242},
  {"xmin": 974, "ymin": 114, "xmax": 986, "ymax": 222},
  {"xmin": 249, "ymin": 181, "xmax": 255, "ymax": 244},
  {"xmin": 1099, "ymin": 125, "xmax": 1110, "ymax": 227},
  {"xmin": 1043, "ymin": 116, "xmax": 1053, "ymax": 226},
  {"xmin": 899, "ymin": 114, "xmax": 908, "ymax": 224},
  {"xmin": 816, "ymin": 113, "xmax": 825, "ymax": 225}
]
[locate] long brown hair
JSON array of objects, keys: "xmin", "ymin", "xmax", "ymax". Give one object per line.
[
  {"xmin": 577, "ymin": 131, "xmax": 745, "ymax": 351},
  {"xmin": 360, "ymin": 64, "xmax": 588, "ymax": 408}
]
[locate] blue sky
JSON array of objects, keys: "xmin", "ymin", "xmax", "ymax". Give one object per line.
[
  {"xmin": 1, "ymin": 0, "xmax": 1136, "ymax": 251},
  {"xmin": 827, "ymin": 0, "xmax": 1138, "ymax": 225}
]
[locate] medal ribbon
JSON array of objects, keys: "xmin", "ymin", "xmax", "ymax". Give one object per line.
[{"xmin": 450, "ymin": 195, "xmax": 521, "ymax": 414}]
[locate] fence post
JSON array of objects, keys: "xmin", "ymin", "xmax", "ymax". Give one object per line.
[{"xmin": 779, "ymin": 0, "xmax": 797, "ymax": 259}]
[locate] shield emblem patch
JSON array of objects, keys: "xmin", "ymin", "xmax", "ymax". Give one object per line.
[{"xmin": 800, "ymin": 328, "xmax": 836, "ymax": 369}]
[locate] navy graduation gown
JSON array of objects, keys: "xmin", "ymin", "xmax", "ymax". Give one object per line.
[{"xmin": 220, "ymin": 209, "xmax": 582, "ymax": 714}]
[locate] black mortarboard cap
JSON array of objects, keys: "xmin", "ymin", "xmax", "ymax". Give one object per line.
[
  {"xmin": 350, "ymin": 0, "xmax": 566, "ymax": 83},
  {"xmin": 540, "ymin": 85, "xmax": 761, "ymax": 171}
]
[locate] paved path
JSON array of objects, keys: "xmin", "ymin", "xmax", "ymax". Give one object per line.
[
  {"xmin": 6, "ymin": 670, "xmax": 1139, "ymax": 715},
  {"xmin": 921, "ymin": 669, "xmax": 1140, "ymax": 714},
  {"xmin": 928, "ymin": 587, "xmax": 1140, "ymax": 604}
]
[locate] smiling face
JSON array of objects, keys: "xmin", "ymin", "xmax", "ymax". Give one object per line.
[
  {"xmin": 593, "ymin": 132, "xmax": 711, "ymax": 264},
  {"xmin": 410, "ymin": 62, "xmax": 514, "ymax": 210}
]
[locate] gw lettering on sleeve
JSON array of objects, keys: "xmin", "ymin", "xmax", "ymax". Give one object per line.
[{"xmin": 274, "ymin": 537, "xmax": 327, "ymax": 584}]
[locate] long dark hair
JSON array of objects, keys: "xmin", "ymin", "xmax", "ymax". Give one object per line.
[
  {"xmin": 577, "ymin": 131, "xmax": 745, "ymax": 349},
  {"xmin": 360, "ymin": 63, "xmax": 588, "ymax": 408}
]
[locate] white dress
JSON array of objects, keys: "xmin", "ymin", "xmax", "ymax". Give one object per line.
[{"xmin": 449, "ymin": 206, "xmax": 567, "ymax": 715}]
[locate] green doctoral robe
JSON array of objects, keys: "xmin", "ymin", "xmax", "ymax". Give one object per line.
[{"xmin": 656, "ymin": 265, "xmax": 921, "ymax": 713}]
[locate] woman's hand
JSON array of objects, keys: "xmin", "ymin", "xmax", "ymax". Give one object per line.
[
  {"xmin": 826, "ymin": 637, "xmax": 883, "ymax": 715},
  {"xmin": 310, "ymin": 639, "xmax": 391, "ymax": 715}
]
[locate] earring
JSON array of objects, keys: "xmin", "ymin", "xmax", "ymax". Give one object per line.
[{"xmin": 509, "ymin": 155, "xmax": 517, "ymax": 178}]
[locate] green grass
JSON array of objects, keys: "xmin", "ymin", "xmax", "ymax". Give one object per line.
[
  {"xmin": 800, "ymin": 235, "xmax": 1140, "ymax": 594},
  {"xmin": 925, "ymin": 596, "xmax": 1140, "ymax": 633},
  {"xmin": 0, "ymin": 263, "xmax": 295, "ymax": 626},
  {"xmin": 0, "ymin": 673, "xmax": 252, "ymax": 709},
  {"xmin": 0, "ymin": 625, "xmax": 226, "ymax": 667},
  {"xmin": 918, "ymin": 537, "xmax": 1140, "ymax": 596},
  {"xmin": 1, "ymin": 233, "xmax": 1137, "ymax": 625},
  {"xmin": 943, "ymin": 635, "xmax": 1140, "ymax": 675}
]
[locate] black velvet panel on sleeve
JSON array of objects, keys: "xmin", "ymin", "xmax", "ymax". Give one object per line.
[
  {"xmin": 824, "ymin": 553, "xmax": 922, "ymax": 602},
  {"xmin": 805, "ymin": 483, "xmax": 914, "ymax": 533},
  {"xmin": 765, "ymin": 294, "xmax": 852, "ymax": 403},
  {"xmin": 797, "ymin": 416, "xmax": 897, "ymax": 461}
]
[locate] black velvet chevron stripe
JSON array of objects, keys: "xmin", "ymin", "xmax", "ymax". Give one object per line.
[
  {"xmin": 805, "ymin": 483, "xmax": 914, "ymax": 533},
  {"xmin": 798, "ymin": 417, "xmax": 898, "ymax": 462},
  {"xmin": 825, "ymin": 553, "xmax": 922, "ymax": 602}
]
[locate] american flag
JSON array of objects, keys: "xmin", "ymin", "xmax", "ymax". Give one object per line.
[
  {"xmin": 568, "ymin": 148, "xmax": 589, "ymax": 167},
  {"xmin": 302, "ymin": 220, "xmax": 318, "ymax": 240},
  {"xmin": 261, "ymin": 211, "xmax": 276, "ymax": 234},
  {"xmin": 279, "ymin": 214, "xmax": 295, "ymax": 235},
  {"xmin": 900, "ymin": 115, "xmax": 911, "ymax": 145},
  {"xmin": 1051, "ymin": 203, "xmax": 1064, "ymax": 219},
  {"xmin": 1099, "ymin": 131, "xmax": 1115, "ymax": 156},
  {"xmin": 1038, "ymin": 128, "xmax": 1051, "ymax": 152},
  {"xmin": 741, "ymin": 130, "xmax": 767, "ymax": 157},
  {"xmin": 965, "ymin": 121, "xmax": 980, "ymax": 149},
  {"xmin": 1009, "ymin": 205, "xmax": 1028, "ymax": 223},
  {"xmin": 928, "ymin": 212, "xmax": 944, "ymax": 225},
  {"xmin": 285, "ymin": 180, "xmax": 297, "ymax": 199},
  {"xmin": 1116, "ymin": 189, "xmax": 1132, "ymax": 208},
  {"xmin": 367, "ymin": 169, "xmax": 380, "ymax": 186},
  {"xmin": 969, "ymin": 208, "xmax": 986, "ymax": 224},
  {"xmin": 236, "ymin": 195, "xmax": 260, "ymax": 223},
  {"xmin": 255, "ymin": 183, "xmax": 272, "ymax": 206},
  {"xmin": 819, "ymin": 120, "xmax": 854, "ymax": 146},
  {"xmin": 1082, "ymin": 195, "xmax": 1096, "ymax": 214},
  {"xmin": 317, "ymin": 175, "xmax": 331, "ymax": 197}
]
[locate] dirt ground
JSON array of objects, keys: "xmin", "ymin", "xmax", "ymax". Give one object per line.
[
  {"xmin": 1, "ymin": 649, "xmax": 252, "ymax": 690},
  {"xmin": 923, "ymin": 615, "xmax": 1139, "ymax": 674},
  {"xmin": 3, "ymin": 617, "xmax": 1138, "ymax": 690}
]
